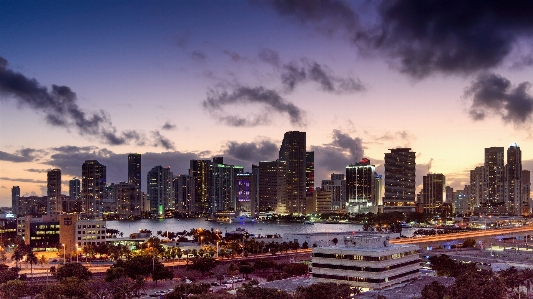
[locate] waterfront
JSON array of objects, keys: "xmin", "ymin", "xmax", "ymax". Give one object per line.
[{"xmin": 106, "ymin": 218, "xmax": 364, "ymax": 238}]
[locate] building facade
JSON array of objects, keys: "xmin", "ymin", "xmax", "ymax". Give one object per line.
[
  {"xmin": 190, "ymin": 160, "xmax": 211, "ymax": 214},
  {"xmin": 47, "ymin": 169, "xmax": 62, "ymax": 215},
  {"xmin": 11, "ymin": 186, "xmax": 20, "ymax": 216},
  {"xmin": 81, "ymin": 160, "xmax": 107, "ymax": 218},
  {"xmin": 421, "ymin": 173, "xmax": 445, "ymax": 214},
  {"xmin": 383, "ymin": 148, "xmax": 416, "ymax": 213},
  {"xmin": 505, "ymin": 144, "xmax": 522, "ymax": 215},
  {"xmin": 321, "ymin": 174, "xmax": 346, "ymax": 212},
  {"xmin": 346, "ymin": 158, "xmax": 376, "ymax": 214},
  {"xmin": 147, "ymin": 165, "xmax": 174, "ymax": 217},
  {"xmin": 174, "ymin": 175, "xmax": 191, "ymax": 213},
  {"xmin": 258, "ymin": 160, "xmax": 287, "ymax": 213},
  {"xmin": 279, "ymin": 131, "xmax": 306, "ymax": 214},
  {"xmin": 484, "ymin": 147, "xmax": 505, "ymax": 212}
]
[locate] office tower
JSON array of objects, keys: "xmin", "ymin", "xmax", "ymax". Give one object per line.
[
  {"xmin": 321, "ymin": 174, "xmax": 346, "ymax": 211},
  {"xmin": 64, "ymin": 177, "xmax": 81, "ymax": 213},
  {"xmin": 69, "ymin": 178, "xmax": 81, "ymax": 200},
  {"xmin": 306, "ymin": 151, "xmax": 315, "ymax": 196},
  {"xmin": 128, "ymin": 154, "xmax": 142, "ymax": 191},
  {"xmin": 236, "ymin": 172, "xmax": 257, "ymax": 214},
  {"xmin": 521, "ymin": 170, "xmax": 531, "ymax": 216},
  {"xmin": 421, "ymin": 174, "xmax": 445, "ymax": 214},
  {"xmin": 11, "ymin": 186, "xmax": 20, "ymax": 216},
  {"xmin": 279, "ymin": 131, "xmax": 306, "ymax": 214},
  {"xmin": 470, "ymin": 166, "xmax": 484, "ymax": 209},
  {"xmin": 374, "ymin": 174, "xmax": 383, "ymax": 207},
  {"xmin": 316, "ymin": 189, "xmax": 332, "ymax": 214},
  {"xmin": 383, "ymin": 148, "xmax": 416, "ymax": 212},
  {"xmin": 445, "ymin": 186, "xmax": 454, "ymax": 203},
  {"xmin": 190, "ymin": 160, "xmax": 211, "ymax": 214},
  {"xmin": 147, "ymin": 166, "xmax": 174, "ymax": 217},
  {"xmin": 505, "ymin": 144, "xmax": 522, "ymax": 215},
  {"xmin": 47, "ymin": 169, "xmax": 62, "ymax": 215},
  {"xmin": 453, "ymin": 189, "xmax": 469, "ymax": 216},
  {"xmin": 82, "ymin": 160, "xmax": 106, "ymax": 218},
  {"xmin": 173, "ymin": 175, "xmax": 191, "ymax": 213},
  {"xmin": 346, "ymin": 158, "xmax": 375, "ymax": 214},
  {"xmin": 209, "ymin": 157, "xmax": 243, "ymax": 214},
  {"xmin": 484, "ymin": 147, "xmax": 505, "ymax": 212},
  {"xmin": 258, "ymin": 160, "xmax": 287, "ymax": 213},
  {"xmin": 110, "ymin": 182, "xmax": 141, "ymax": 219}
]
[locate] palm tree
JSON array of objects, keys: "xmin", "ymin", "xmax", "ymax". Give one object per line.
[
  {"xmin": 26, "ymin": 251, "xmax": 38, "ymax": 277},
  {"xmin": 12, "ymin": 246, "xmax": 24, "ymax": 269},
  {"xmin": 39, "ymin": 254, "xmax": 48, "ymax": 266}
]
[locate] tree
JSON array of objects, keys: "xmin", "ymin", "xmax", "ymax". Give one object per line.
[
  {"xmin": 188, "ymin": 257, "xmax": 218, "ymax": 277},
  {"xmin": 0, "ymin": 264, "xmax": 18, "ymax": 283},
  {"xmin": 0, "ymin": 279, "xmax": 27, "ymax": 299},
  {"xmin": 152, "ymin": 263, "xmax": 174, "ymax": 284},
  {"xmin": 420, "ymin": 281, "xmax": 446, "ymax": 299},
  {"xmin": 295, "ymin": 282, "xmax": 354, "ymax": 299},
  {"xmin": 166, "ymin": 282, "xmax": 211, "ymax": 299},
  {"xmin": 60, "ymin": 277, "xmax": 91, "ymax": 299},
  {"xmin": 238, "ymin": 262, "xmax": 254, "ymax": 279},
  {"xmin": 237, "ymin": 285, "xmax": 293, "ymax": 299},
  {"xmin": 462, "ymin": 238, "xmax": 476, "ymax": 248},
  {"xmin": 55, "ymin": 262, "xmax": 92, "ymax": 281},
  {"xmin": 283, "ymin": 263, "xmax": 310, "ymax": 277},
  {"xmin": 26, "ymin": 252, "xmax": 38, "ymax": 277},
  {"xmin": 105, "ymin": 266, "xmax": 126, "ymax": 282},
  {"xmin": 39, "ymin": 254, "xmax": 48, "ymax": 265}
]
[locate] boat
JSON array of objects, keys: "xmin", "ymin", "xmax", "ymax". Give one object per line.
[{"xmin": 230, "ymin": 213, "xmax": 257, "ymax": 223}]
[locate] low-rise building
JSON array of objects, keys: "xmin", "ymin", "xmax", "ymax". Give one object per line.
[{"xmin": 312, "ymin": 234, "xmax": 420, "ymax": 290}]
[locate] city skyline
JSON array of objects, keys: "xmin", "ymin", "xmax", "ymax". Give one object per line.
[{"xmin": 2, "ymin": 1, "xmax": 533, "ymax": 206}]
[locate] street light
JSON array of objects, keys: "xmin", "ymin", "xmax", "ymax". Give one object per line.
[{"xmin": 62, "ymin": 244, "xmax": 65, "ymax": 265}]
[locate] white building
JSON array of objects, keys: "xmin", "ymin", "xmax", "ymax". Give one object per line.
[{"xmin": 312, "ymin": 234, "xmax": 420, "ymax": 290}]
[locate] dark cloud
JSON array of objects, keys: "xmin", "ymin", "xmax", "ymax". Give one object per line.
[
  {"xmin": 0, "ymin": 148, "xmax": 44, "ymax": 163},
  {"xmin": 330, "ymin": 129, "xmax": 363, "ymax": 161},
  {"xmin": 0, "ymin": 56, "xmax": 148, "ymax": 146},
  {"xmin": 202, "ymin": 86, "xmax": 305, "ymax": 127},
  {"xmin": 223, "ymin": 139, "xmax": 279, "ymax": 166},
  {"xmin": 151, "ymin": 131, "xmax": 176, "ymax": 150},
  {"xmin": 464, "ymin": 73, "xmax": 533, "ymax": 126},
  {"xmin": 192, "ymin": 50, "xmax": 207, "ymax": 62},
  {"xmin": 223, "ymin": 50, "xmax": 248, "ymax": 63},
  {"xmin": 0, "ymin": 177, "xmax": 47, "ymax": 184},
  {"xmin": 162, "ymin": 121, "xmax": 176, "ymax": 131},
  {"xmin": 415, "ymin": 158, "xmax": 433, "ymax": 190},
  {"xmin": 258, "ymin": 48, "xmax": 281, "ymax": 67},
  {"xmin": 281, "ymin": 59, "xmax": 364, "ymax": 93},
  {"xmin": 267, "ymin": 0, "xmax": 533, "ymax": 78},
  {"xmin": 24, "ymin": 168, "xmax": 50, "ymax": 173}
]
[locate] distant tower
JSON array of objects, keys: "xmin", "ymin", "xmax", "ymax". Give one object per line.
[
  {"xmin": 11, "ymin": 186, "xmax": 20, "ymax": 216},
  {"xmin": 505, "ymin": 143, "xmax": 522, "ymax": 215},
  {"xmin": 69, "ymin": 178, "xmax": 81, "ymax": 200},
  {"xmin": 279, "ymin": 131, "xmax": 306, "ymax": 214},
  {"xmin": 81, "ymin": 160, "xmax": 107, "ymax": 218},
  {"xmin": 470, "ymin": 166, "xmax": 484, "ymax": 209},
  {"xmin": 209, "ymin": 157, "xmax": 243, "ymax": 214},
  {"xmin": 346, "ymin": 158, "xmax": 376, "ymax": 214},
  {"xmin": 147, "ymin": 166, "xmax": 174, "ymax": 217},
  {"xmin": 190, "ymin": 160, "xmax": 211, "ymax": 214},
  {"xmin": 321, "ymin": 173, "xmax": 346, "ymax": 211},
  {"xmin": 128, "ymin": 154, "xmax": 142, "ymax": 192},
  {"xmin": 258, "ymin": 160, "xmax": 287, "ymax": 213},
  {"xmin": 306, "ymin": 151, "xmax": 315, "ymax": 196},
  {"xmin": 422, "ymin": 174, "xmax": 445, "ymax": 214},
  {"xmin": 47, "ymin": 169, "xmax": 62, "ymax": 215},
  {"xmin": 484, "ymin": 147, "xmax": 505, "ymax": 212},
  {"xmin": 174, "ymin": 175, "xmax": 191, "ymax": 213},
  {"xmin": 521, "ymin": 170, "xmax": 531, "ymax": 216},
  {"xmin": 383, "ymin": 148, "xmax": 416, "ymax": 212}
]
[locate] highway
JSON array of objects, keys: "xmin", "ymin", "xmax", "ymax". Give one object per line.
[{"xmin": 390, "ymin": 226, "xmax": 533, "ymax": 245}]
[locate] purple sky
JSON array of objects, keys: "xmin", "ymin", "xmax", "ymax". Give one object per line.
[{"xmin": 1, "ymin": 0, "xmax": 533, "ymax": 206}]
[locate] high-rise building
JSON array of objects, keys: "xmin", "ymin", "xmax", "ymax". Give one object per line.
[
  {"xmin": 173, "ymin": 175, "xmax": 191, "ymax": 213},
  {"xmin": 128, "ymin": 154, "xmax": 142, "ymax": 192},
  {"xmin": 47, "ymin": 169, "xmax": 62, "ymax": 215},
  {"xmin": 147, "ymin": 166, "xmax": 174, "ymax": 217},
  {"xmin": 383, "ymin": 148, "xmax": 416, "ymax": 212},
  {"xmin": 470, "ymin": 166, "xmax": 484, "ymax": 209},
  {"xmin": 81, "ymin": 160, "xmax": 107, "ymax": 218},
  {"xmin": 64, "ymin": 177, "xmax": 81, "ymax": 213},
  {"xmin": 505, "ymin": 144, "xmax": 522, "ymax": 215},
  {"xmin": 521, "ymin": 170, "xmax": 531, "ymax": 216},
  {"xmin": 321, "ymin": 173, "xmax": 346, "ymax": 211},
  {"xmin": 306, "ymin": 151, "xmax": 315, "ymax": 196},
  {"xmin": 258, "ymin": 160, "xmax": 287, "ymax": 213},
  {"xmin": 421, "ymin": 174, "xmax": 445, "ymax": 214},
  {"xmin": 279, "ymin": 131, "xmax": 306, "ymax": 214},
  {"xmin": 484, "ymin": 147, "xmax": 505, "ymax": 210},
  {"xmin": 69, "ymin": 178, "xmax": 81, "ymax": 200},
  {"xmin": 209, "ymin": 158, "xmax": 243, "ymax": 214},
  {"xmin": 190, "ymin": 160, "xmax": 211, "ymax": 214},
  {"xmin": 110, "ymin": 182, "xmax": 141, "ymax": 219},
  {"xmin": 346, "ymin": 158, "xmax": 375, "ymax": 214},
  {"xmin": 236, "ymin": 172, "xmax": 257, "ymax": 214},
  {"xmin": 11, "ymin": 186, "xmax": 20, "ymax": 216}
]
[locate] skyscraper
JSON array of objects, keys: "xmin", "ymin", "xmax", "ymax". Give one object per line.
[
  {"xmin": 279, "ymin": 131, "xmax": 306, "ymax": 214},
  {"xmin": 258, "ymin": 160, "xmax": 287, "ymax": 213},
  {"xmin": 128, "ymin": 154, "xmax": 142, "ymax": 192},
  {"xmin": 505, "ymin": 144, "xmax": 522, "ymax": 215},
  {"xmin": 321, "ymin": 173, "xmax": 346, "ymax": 211},
  {"xmin": 110, "ymin": 182, "xmax": 141, "ymax": 219},
  {"xmin": 484, "ymin": 147, "xmax": 505, "ymax": 211},
  {"xmin": 67, "ymin": 177, "xmax": 81, "ymax": 213},
  {"xmin": 236, "ymin": 172, "xmax": 257, "ymax": 214},
  {"xmin": 147, "ymin": 166, "xmax": 174, "ymax": 217},
  {"xmin": 346, "ymin": 158, "xmax": 375, "ymax": 214},
  {"xmin": 421, "ymin": 173, "xmax": 445, "ymax": 214},
  {"xmin": 81, "ymin": 160, "xmax": 107, "ymax": 218},
  {"xmin": 11, "ymin": 186, "xmax": 20, "ymax": 216},
  {"xmin": 306, "ymin": 151, "xmax": 315, "ymax": 196},
  {"xmin": 190, "ymin": 160, "xmax": 211, "ymax": 214},
  {"xmin": 47, "ymin": 169, "xmax": 62, "ymax": 215},
  {"xmin": 470, "ymin": 166, "xmax": 484, "ymax": 209},
  {"xmin": 209, "ymin": 158, "xmax": 243, "ymax": 214},
  {"xmin": 173, "ymin": 175, "xmax": 191, "ymax": 213},
  {"xmin": 383, "ymin": 148, "xmax": 416, "ymax": 212},
  {"xmin": 521, "ymin": 170, "xmax": 531, "ymax": 216}
]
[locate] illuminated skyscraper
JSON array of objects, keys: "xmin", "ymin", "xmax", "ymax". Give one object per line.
[
  {"xmin": 47, "ymin": 169, "xmax": 62, "ymax": 215},
  {"xmin": 81, "ymin": 160, "xmax": 106, "ymax": 218},
  {"xmin": 128, "ymin": 154, "xmax": 142, "ymax": 192},
  {"xmin": 521, "ymin": 170, "xmax": 531, "ymax": 216},
  {"xmin": 174, "ymin": 175, "xmax": 191, "ymax": 213},
  {"xmin": 383, "ymin": 148, "xmax": 416, "ymax": 212},
  {"xmin": 258, "ymin": 160, "xmax": 287, "ymax": 213},
  {"xmin": 505, "ymin": 144, "xmax": 522, "ymax": 215},
  {"xmin": 147, "ymin": 166, "xmax": 174, "ymax": 217},
  {"xmin": 421, "ymin": 173, "xmax": 445, "ymax": 214},
  {"xmin": 11, "ymin": 186, "xmax": 20, "ymax": 216},
  {"xmin": 484, "ymin": 147, "xmax": 505, "ymax": 211},
  {"xmin": 346, "ymin": 158, "xmax": 375, "ymax": 214},
  {"xmin": 209, "ymin": 158, "xmax": 243, "ymax": 214},
  {"xmin": 279, "ymin": 131, "xmax": 306, "ymax": 214},
  {"xmin": 321, "ymin": 173, "xmax": 346, "ymax": 211},
  {"xmin": 306, "ymin": 151, "xmax": 315, "ymax": 196},
  {"xmin": 470, "ymin": 166, "xmax": 484, "ymax": 209},
  {"xmin": 236, "ymin": 172, "xmax": 257, "ymax": 214},
  {"xmin": 190, "ymin": 160, "xmax": 211, "ymax": 214}
]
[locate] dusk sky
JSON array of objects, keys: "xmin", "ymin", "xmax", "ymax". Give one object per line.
[{"xmin": 2, "ymin": 0, "xmax": 533, "ymax": 206}]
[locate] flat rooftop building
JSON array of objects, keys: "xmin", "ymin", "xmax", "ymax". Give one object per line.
[{"xmin": 312, "ymin": 234, "xmax": 420, "ymax": 290}]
